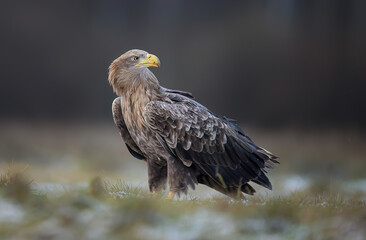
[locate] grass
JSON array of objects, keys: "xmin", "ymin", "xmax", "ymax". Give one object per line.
[
  {"xmin": 1, "ymin": 122, "xmax": 366, "ymax": 239},
  {"xmin": 0, "ymin": 169, "xmax": 365, "ymax": 240}
]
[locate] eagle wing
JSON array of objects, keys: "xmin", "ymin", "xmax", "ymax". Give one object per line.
[
  {"xmin": 161, "ymin": 87, "xmax": 194, "ymax": 99},
  {"xmin": 112, "ymin": 97, "xmax": 145, "ymax": 160},
  {"xmin": 144, "ymin": 97, "xmax": 278, "ymax": 194}
]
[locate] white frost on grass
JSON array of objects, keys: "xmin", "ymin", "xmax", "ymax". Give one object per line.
[
  {"xmin": 137, "ymin": 209, "xmax": 302, "ymax": 240},
  {"xmin": 0, "ymin": 198, "xmax": 24, "ymax": 223},
  {"xmin": 31, "ymin": 182, "xmax": 88, "ymax": 197},
  {"xmin": 108, "ymin": 190, "xmax": 144, "ymax": 199},
  {"xmin": 137, "ymin": 209, "xmax": 236, "ymax": 240}
]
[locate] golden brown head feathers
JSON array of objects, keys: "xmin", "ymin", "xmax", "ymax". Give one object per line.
[
  {"xmin": 108, "ymin": 49, "xmax": 159, "ymax": 96},
  {"xmin": 108, "ymin": 49, "xmax": 148, "ymax": 86}
]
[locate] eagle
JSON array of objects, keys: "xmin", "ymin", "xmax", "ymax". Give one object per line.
[{"xmin": 109, "ymin": 49, "xmax": 278, "ymax": 199}]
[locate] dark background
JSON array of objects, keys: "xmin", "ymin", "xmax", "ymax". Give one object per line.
[{"xmin": 1, "ymin": 0, "xmax": 365, "ymax": 129}]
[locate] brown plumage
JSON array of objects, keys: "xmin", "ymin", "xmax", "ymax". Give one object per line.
[{"xmin": 109, "ymin": 49, "xmax": 278, "ymax": 199}]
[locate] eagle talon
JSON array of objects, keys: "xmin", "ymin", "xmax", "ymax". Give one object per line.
[{"xmin": 166, "ymin": 191, "xmax": 175, "ymax": 200}]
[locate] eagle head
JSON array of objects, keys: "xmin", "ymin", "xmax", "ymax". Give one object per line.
[{"xmin": 108, "ymin": 49, "xmax": 160, "ymax": 91}]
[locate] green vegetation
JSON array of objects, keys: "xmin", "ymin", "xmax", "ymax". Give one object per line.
[
  {"xmin": 0, "ymin": 168, "xmax": 365, "ymax": 240},
  {"xmin": 1, "ymin": 123, "xmax": 365, "ymax": 239}
]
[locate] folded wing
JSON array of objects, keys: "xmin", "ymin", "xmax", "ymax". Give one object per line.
[
  {"xmin": 112, "ymin": 97, "xmax": 145, "ymax": 160},
  {"xmin": 145, "ymin": 98, "xmax": 278, "ymax": 196}
]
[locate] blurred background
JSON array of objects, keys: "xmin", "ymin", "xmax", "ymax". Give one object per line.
[
  {"xmin": 0, "ymin": 0, "xmax": 366, "ymax": 186},
  {"xmin": 1, "ymin": 0, "xmax": 366, "ymax": 127}
]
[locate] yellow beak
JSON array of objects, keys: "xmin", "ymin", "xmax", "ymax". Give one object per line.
[{"xmin": 136, "ymin": 54, "xmax": 160, "ymax": 67}]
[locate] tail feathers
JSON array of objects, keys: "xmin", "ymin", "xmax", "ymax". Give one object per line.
[
  {"xmin": 198, "ymin": 175, "xmax": 256, "ymax": 199},
  {"xmin": 257, "ymin": 147, "xmax": 279, "ymax": 172},
  {"xmin": 251, "ymin": 170, "xmax": 272, "ymax": 190}
]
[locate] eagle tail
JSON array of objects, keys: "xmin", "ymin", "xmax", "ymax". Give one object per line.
[{"xmin": 197, "ymin": 175, "xmax": 256, "ymax": 199}]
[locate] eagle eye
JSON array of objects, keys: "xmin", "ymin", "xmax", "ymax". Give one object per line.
[{"xmin": 132, "ymin": 56, "xmax": 140, "ymax": 61}]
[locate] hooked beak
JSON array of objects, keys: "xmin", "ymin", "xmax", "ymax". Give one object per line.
[{"xmin": 135, "ymin": 53, "xmax": 160, "ymax": 67}]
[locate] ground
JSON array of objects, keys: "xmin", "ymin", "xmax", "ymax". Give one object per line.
[{"xmin": 0, "ymin": 122, "xmax": 365, "ymax": 240}]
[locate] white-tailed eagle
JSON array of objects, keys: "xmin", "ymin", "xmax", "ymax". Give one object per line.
[{"xmin": 109, "ymin": 49, "xmax": 278, "ymax": 199}]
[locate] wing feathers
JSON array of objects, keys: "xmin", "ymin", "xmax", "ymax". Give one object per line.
[
  {"xmin": 145, "ymin": 95, "xmax": 278, "ymax": 195},
  {"xmin": 112, "ymin": 97, "xmax": 145, "ymax": 161}
]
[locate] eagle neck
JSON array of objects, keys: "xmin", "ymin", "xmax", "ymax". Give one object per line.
[
  {"xmin": 127, "ymin": 68, "xmax": 162, "ymax": 101},
  {"xmin": 120, "ymin": 68, "xmax": 163, "ymax": 129}
]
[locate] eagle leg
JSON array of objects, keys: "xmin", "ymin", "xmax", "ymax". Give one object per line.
[
  {"xmin": 166, "ymin": 191, "xmax": 175, "ymax": 200},
  {"xmin": 167, "ymin": 157, "xmax": 197, "ymax": 196},
  {"xmin": 147, "ymin": 158, "xmax": 167, "ymax": 193}
]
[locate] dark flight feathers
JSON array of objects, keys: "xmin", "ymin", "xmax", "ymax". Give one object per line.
[
  {"xmin": 144, "ymin": 91, "xmax": 278, "ymax": 197},
  {"xmin": 113, "ymin": 86, "xmax": 278, "ymax": 198}
]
